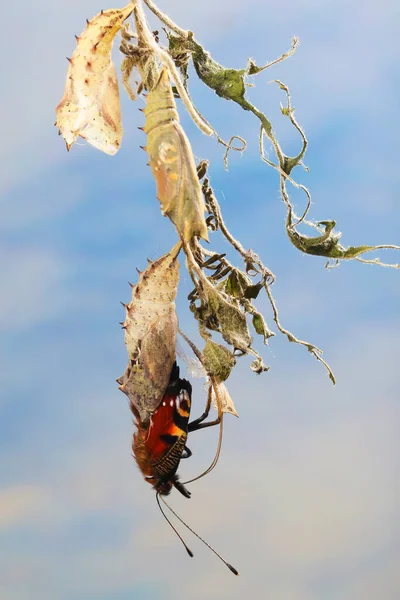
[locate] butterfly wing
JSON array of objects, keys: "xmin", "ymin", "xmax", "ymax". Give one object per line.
[{"xmin": 146, "ymin": 384, "xmax": 191, "ymax": 460}]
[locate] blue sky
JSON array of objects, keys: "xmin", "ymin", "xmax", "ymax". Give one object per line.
[{"xmin": 1, "ymin": 1, "xmax": 399, "ymax": 599}]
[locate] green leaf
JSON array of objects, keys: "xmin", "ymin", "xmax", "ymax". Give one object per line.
[
  {"xmin": 244, "ymin": 282, "xmax": 264, "ymax": 299},
  {"xmin": 192, "ymin": 280, "xmax": 252, "ymax": 352},
  {"xmin": 225, "ymin": 269, "xmax": 251, "ymax": 298},
  {"xmin": 286, "ymin": 214, "xmax": 389, "ymax": 260},
  {"xmin": 252, "ymin": 313, "xmax": 274, "ymax": 343},
  {"xmin": 202, "ymin": 340, "xmax": 236, "ymax": 382}
]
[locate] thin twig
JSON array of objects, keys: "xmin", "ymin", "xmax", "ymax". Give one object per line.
[
  {"xmin": 143, "ymin": 0, "xmax": 189, "ymax": 38},
  {"xmin": 177, "ymin": 79, "xmax": 247, "ymax": 155},
  {"xmin": 247, "ymin": 37, "xmax": 299, "ymax": 74},
  {"xmin": 259, "ymin": 126, "xmax": 313, "ymax": 226},
  {"xmin": 223, "ymin": 135, "xmax": 247, "ymax": 169},
  {"xmin": 274, "ymin": 79, "xmax": 308, "ymax": 168},
  {"xmin": 133, "ymin": 0, "xmax": 213, "ymax": 136}
]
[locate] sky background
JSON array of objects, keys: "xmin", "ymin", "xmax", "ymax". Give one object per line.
[{"xmin": 1, "ymin": 1, "xmax": 399, "ymax": 599}]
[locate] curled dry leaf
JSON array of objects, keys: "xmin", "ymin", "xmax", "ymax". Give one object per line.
[
  {"xmin": 117, "ymin": 242, "xmax": 181, "ymax": 424},
  {"xmin": 143, "ymin": 68, "xmax": 209, "ymax": 241},
  {"xmin": 55, "ymin": 5, "xmax": 134, "ymax": 155},
  {"xmin": 202, "ymin": 339, "xmax": 236, "ymax": 382},
  {"xmin": 211, "ymin": 381, "xmax": 239, "ymax": 417}
]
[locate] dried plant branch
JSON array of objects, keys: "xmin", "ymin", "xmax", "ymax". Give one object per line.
[
  {"xmin": 355, "ymin": 255, "xmax": 400, "ymax": 268},
  {"xmin": 55, "ymin": 0, "xmax": 398, "ymax": 399},
  {"xmin": 184, "ymin": 170, "xmax": 335, "ymax": 381},
  {"xmin": 143, "ymin": 0, "xmax": 189, "ymax": 38},
  {"xmin": 192, "ymin": 174, "xmax": 335, "ymax": 381},
  {"xmin": 132, "ymin": 0, "xmax": 213, "ymax": 136},
  {"xmin": 169, "ymin": 74, "xmax": 247, "ymax": 158},
  {"xmin": 247, "ymin": 36, "xmax": 300, "ymax": 74},
  {"xmin": 53, "ymin": 0, "xmax": 399, "ymax": 566},
  {"xmin": 130, "ymin": 0, "xmax": 246, "ymax": 157},
  {"xmin": 274, "ymin": 79, "xmax": 308, "ymax": 172},
  {"xmin": 259, "ymin": 126, "xmax": 313, "ymax": 226},
  {"xmin": 223, "ymin": 135, "xmax": 247, "ymax": 169},
  {"xmin": 148, "ymin": 4, "xmax": 398, "ymax": 270}
]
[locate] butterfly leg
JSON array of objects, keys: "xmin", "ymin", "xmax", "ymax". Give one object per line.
[
  {"xmin": 188, "ymin": 387, "xmax": 220, "ymax": 432},
  {"xmin": 189, "ymin": 417, "xmax": 220, "ymax": 432},
  {"xmin": 181, "ymin": 445, "xmax": 192, "ymax": 459}
]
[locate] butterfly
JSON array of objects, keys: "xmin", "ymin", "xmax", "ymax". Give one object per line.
[
  {"xmin": 132, "ymin": 362, "xmax": 217, "ymax": 498},
  {"xmin": 131, "ymin": 361, "xmax": 239, "ymax": 574}
]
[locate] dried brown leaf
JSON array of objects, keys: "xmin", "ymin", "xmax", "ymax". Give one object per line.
[{"xmin": 211, "ymin": 381, "xmax": 239, "ymax": 417}]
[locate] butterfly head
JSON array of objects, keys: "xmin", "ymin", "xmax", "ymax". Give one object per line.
[{"xmin": 147, "ymin": 473, "xmax": 191, "ymax": 498}]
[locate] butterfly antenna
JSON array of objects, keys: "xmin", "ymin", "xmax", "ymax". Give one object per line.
[
  {"xmin": 156, "ymin": 492, "xmax": 193, "ymax": 558},
  {"xmin": 160, "ymin": 495, "xmax": 239, "ymax": 576}
]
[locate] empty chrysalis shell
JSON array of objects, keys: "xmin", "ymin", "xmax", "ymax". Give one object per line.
[
  {"xmin": 55, "ymin": 5, "xmax": 134, "ymax": 154},
  {"xmin": 117, "ymin": 242, "xmax": 181, "ymax": 424}
]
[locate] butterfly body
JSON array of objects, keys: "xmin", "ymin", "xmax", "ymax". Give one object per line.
[
  {"xmin": 133, "ymin": 363, "xmax": 193, "ymax": 497},
  {"xmin": 130, "ymin": 364, "xmax": 237, "ymax": 573}
]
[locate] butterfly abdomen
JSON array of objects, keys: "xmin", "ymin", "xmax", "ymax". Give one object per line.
[{"xmin": 152, "ymin": 432, "xmax": 188, "ymax": 480}]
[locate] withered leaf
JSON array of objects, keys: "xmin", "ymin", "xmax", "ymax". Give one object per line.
[
  {"xmin": 211, "ymin": 381, "xmax": 239, "ymax": 417},
  {"xmin": 244, "ymin": 282, "xmax": 264, "ymax": 299},
  {"xmin": 202, "ymin": 340, "xmax": 236, "ymax": 382},
  {"xmin": 252, "ymin": 313, "xmax": 272, "ymax": 343},
  {"xmin": 250, "ymin": 356, "xmax": 270, "ymax": 374},
  {"xmin": 286, "ymin": 216, "xmax": 391, "ymax": 260},
  {"xmin": 225, "ymin": 269, "xmax": 251, "ymax": 298},
  {"xmin": 225, "ymin": 269, "xmax": 264, "ymax": 300},
  {"xmin": 192, "ymin": 280, "xmax": 252, "ymax": 352},
  {"xmin": 287, "ymin": 219, "xmax": 341, "ymax": 257},
  {"xmin": 118, "ymin": 242, "xmax": 181, "ymax": 423},
  {"xmin": 144, "ymin": 68, "xmax": 208, "ymax": 241},
  {"xmin": 55, "ymin": 5, "xmax": 133, "ymax": 155}
]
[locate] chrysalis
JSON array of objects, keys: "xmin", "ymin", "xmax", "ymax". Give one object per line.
[
  {"xmin": 55, "ymin": 5, "xmax": 134, "ymax": 155},
  {"xmin": 117, "ymin": 242, "xmax": 181, "ymax": 424},
  {"xmin": 143, "ymin": 68, "xmax": 209, "ymax": 242}
]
